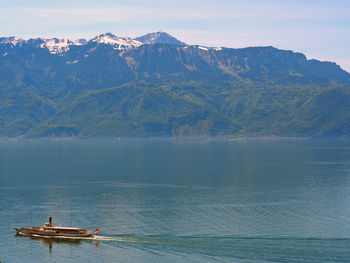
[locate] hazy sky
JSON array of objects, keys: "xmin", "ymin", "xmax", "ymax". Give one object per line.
[{"xmin": 1, "ymin": 0, "xmax": 349, "ymax": 71}]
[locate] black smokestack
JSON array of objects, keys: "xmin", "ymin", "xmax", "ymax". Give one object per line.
[{"xmin": 49, "ymin": 217, "xmax": 52, "ymax": 226}]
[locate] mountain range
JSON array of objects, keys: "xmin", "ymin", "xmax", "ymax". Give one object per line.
[{"xmin": 0, "ymin": 31, "xmax": 350, "ymax": 138}]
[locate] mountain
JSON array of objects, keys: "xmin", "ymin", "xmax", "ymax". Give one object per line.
[
  {"xmin": 90, "ymin": 33, "xmax": 142, "ymax": 49},
  {"xmin": 0, "ymin": 32, "xmax": 350, "ymax": 138},
  {"xmin": 0, "ymin": 31, "xmax": 184, "ymax": 55},
  {"xmin": 0, "ymin": 36, "xmax": 82, "ymax": 54},
  {"xmin": 134, "ymin": 31, "xmax": 186, "ymax": 45}
]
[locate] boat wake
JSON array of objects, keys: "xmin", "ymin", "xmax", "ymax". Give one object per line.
[
  {"xmin": 23, "ymin": 234, "xmax": 154, "ymax": 244},
  {"xmin": 17, "ymin": 233, "xmax": 350, "ymax": 262}
]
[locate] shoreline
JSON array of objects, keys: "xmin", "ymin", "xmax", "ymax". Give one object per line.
[{"xmin": 2, "ymin": 135, "xmax": 350, "ymax": 144}]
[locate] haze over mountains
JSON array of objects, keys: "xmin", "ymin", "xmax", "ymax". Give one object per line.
[{"xmin": 0, "ymin": 32, "xmax": 350, "ymax": 138}]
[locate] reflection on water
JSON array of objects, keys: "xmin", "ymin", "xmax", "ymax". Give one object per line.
[
  {"xmin": 15, "ymin": 234, "xmax": 83, "ymax": 253},
  {"xmin": 1, "ymin": 139, "xmax": 350, "ymax": 262}
]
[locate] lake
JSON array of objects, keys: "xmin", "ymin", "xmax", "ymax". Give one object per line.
[{"xmin": 1, "ymin": 138, "xmax": 350, "ymax": 262}]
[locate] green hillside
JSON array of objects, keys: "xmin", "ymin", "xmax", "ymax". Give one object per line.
[{"xmin": 0, "ymin": 39, "xmax": 349, "ymax": 138}]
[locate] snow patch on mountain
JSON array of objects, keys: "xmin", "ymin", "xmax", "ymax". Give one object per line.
[
  {"xmin": 198, "ymin": 46, "xmax": 209, "ymax": 51},
  {"xmin": 66, "ymin": 60, "xmax": 79, "ymax": 65},
  {"xmin": 193, "ymin": 45, "xmax": 223, "ymax": 52}
]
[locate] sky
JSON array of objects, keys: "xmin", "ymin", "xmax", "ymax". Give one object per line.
[{"xmin": 0, "ymin": 0, "xmax": 349, "ymax": 72}]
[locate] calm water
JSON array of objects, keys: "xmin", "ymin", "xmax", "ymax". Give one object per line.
[{"xmin": 1, "ymin": 139, "xmax": 350, "ymax": 262}]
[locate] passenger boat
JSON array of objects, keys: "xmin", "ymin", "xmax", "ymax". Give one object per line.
[{"xmin": 14, "ymin": 217, "xmax": 98, "ymax": 238}]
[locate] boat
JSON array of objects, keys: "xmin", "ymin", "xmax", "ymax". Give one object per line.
[{"xmin": 14, "ymin": 217, "xmax": 98, "ymax": 238}]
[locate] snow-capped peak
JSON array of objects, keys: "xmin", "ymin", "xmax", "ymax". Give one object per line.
[
  {"xmin": 134, "ymin": 31, "xmax": 186, "ymax": 46},
  {"xmin": 0, "ymin": 37, "xmax": 78, "ymax": 53},
  {"xmin": 39, "ymin": 38, "xmax": 79, "ymax": 54},
  {"xmin": 90, "ymin": 33, "xmax": 142, "ymax": 49},
  {"xmin": 0, "ymin": 32, "xmax": 187, "ymax": 54},
  {"xmin": 0, "ymin": 37, "xmax": 24, "ymax": 46}
]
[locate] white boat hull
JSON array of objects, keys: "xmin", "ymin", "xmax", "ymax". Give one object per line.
[{"xmin": 14, "ymin": 227, "xmax": 94, "ymax": 238}]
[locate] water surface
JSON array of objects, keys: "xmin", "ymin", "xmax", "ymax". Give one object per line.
[{"xmin": 1, "ymin": 139, "xmax": 350, "ymax": 262}]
